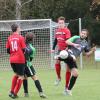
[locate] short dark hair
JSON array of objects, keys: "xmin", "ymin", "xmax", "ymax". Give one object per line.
[
  {"xmin": 81, "ymin": 29, "xmax": 89, "ymax": 35},
  {"xmin": 58, "ymin": 16, "xmax": 65, "ymax": 22},
  {"xmin": 11, "ymin": 24, "xmax": 19, "ymax": 32},
  {"xmin": 25, "ymin": 33, "xmax": 35, "ymax": 44}
]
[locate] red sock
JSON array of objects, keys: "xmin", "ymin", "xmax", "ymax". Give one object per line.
[
  {"xmin": 14, "ymin": 79, "xmax": 23, "ymax": 95},
  {"xmin": 65, "ymin": 71, "xmax": 71, "ymax": 89},
  {"xmin": 11, "ymin": 75, "xmax": 18, "ymax": 93},
  {"xmin": 55, "ymin": 63, "xmax": 61, "ymax": 79}
]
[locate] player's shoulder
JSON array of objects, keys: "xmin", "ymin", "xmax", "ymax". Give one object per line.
[
  {"xmin": 17, "ymin": 34, "xmax": 25, "ymax": 40},
  {"xmin": 72, "ymin": 35, "xmax": 80, "ymax": 38},
  {"xmin": 64, "ymin": 27, "xmax": 71, "ymax": 33},
  {"xmin": 30, "ymin": 44, "xmax": 36, "ymax": 51}
]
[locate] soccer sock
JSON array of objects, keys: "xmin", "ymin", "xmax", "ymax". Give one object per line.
[
  {"xmin": 23, "ymin": 79, "xmax": 28, "ymax": 93},
  {"xmin": 65, "ymin": 71, "xmax": 71, "ymax": 89},
  {"xmin": 11, "ymin": 75, "xmax": 18, "ymax": 93},
  {"xmin": 55, "ymin": 63, "xmax": 61, "ymax": 79},
  {"xmin": 14, "ymin": 79, "xmax": 23, "ymax": 95},
  {"xmin": 68, "ymin": 76, "xmax": 77, "ymax": 90},
  {"xmin": 34, "ymin": 80, "xmax": 43, "ymax": 93}
]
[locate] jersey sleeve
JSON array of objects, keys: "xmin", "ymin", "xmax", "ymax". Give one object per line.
[
  {"xmin": 67, "ymin": 35, "xmax": 80, "ymax": 42},
  {"xmin": 20, "ymin": 36, "xmax": 26, "ymax": 49},
  {"xmin": 30, "ymin": 47, "xmax": 36, "ymax": 58}
]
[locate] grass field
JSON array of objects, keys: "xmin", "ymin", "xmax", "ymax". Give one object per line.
[{"xmin": 0, "ymin": 68, "xmax": 100, "ymax": 100}]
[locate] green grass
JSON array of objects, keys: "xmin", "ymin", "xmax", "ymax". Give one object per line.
[{"xmin": 0, "ymin": 68, "xmax": 100, "ymax": 100}]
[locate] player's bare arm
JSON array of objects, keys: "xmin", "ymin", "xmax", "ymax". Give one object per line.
[{"xmin": 85, "ymin": 46, "xmax": 96, "ymax": 57}]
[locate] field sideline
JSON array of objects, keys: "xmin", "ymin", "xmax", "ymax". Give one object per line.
[{"xmin": 0, "ymin": 69, "xmax": 100, "ymax": 100}]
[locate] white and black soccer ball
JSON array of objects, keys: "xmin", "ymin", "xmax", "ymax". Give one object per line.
[{"xmin": 59, "ymin": 50, "xmax": 68, "ymax": 59}]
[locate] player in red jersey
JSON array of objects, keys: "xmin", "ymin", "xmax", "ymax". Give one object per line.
[
  {"xmin": 6, "ymin": 24, "xmax": 26, "ymax": 99},
  {"xmin": 51, "ymin": 16, "xmax": 71, "ymax": 89}
]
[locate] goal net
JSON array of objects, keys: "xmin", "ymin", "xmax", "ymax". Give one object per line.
[{"xmin": 0, "ymin": 19, "xmax": 53, "ymax": 70}]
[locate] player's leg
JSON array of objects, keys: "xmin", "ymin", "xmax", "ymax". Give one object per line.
[
  {"xmin": 68, "ymin": 68, "xmax": 78, "ymax": 90},
  {"xmin": 23, "ymin": 67, "xmax": 29, "ymax": 97},
  {"xmin": 23, "ymin": 77, "xmax": 29, "ymax": 97},
  {"xmin": 31, "ymin": 75, "xmax": 47, "ymax": 98},
  {"xmin": 54, "ymin": 59, "xmax": 61, "ymax": 85},
  {"xmin": 65, "ymin": 66, "xmax": 71, "ymax": 89},
  {"xmin": 28, "ymin": 66, "xmax": 46, "ymax": 98},
  {"xmin": 64, "ymin": 59, "xmax": 78, "ymax": 96},
  {"xmin": 11, "ymin": 64, "xmax": 25, "ymax": 99},
  {"xmin": 9, "ymin": 63, "xmax": 19, "ymax": 98}
]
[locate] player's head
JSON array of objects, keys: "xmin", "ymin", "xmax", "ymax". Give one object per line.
[
  {"xmin": 11, "ymin": 24, "xmax": 21, "ymax": 33},
  {"xmin": 80, "ymin": 29, "xmax": 89, "ymax": 39},
  {"xmin": 57, "ymin": 16, "xmax": 65, "ymax": 28},
  {"xmin": 25, "ymin": 33, "xmax": 35, "ymax": 44}
]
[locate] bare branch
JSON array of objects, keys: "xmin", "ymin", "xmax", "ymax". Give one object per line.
[{"xmin": 21, "ymin": 0, "xmax": 32, "ymax": 8}]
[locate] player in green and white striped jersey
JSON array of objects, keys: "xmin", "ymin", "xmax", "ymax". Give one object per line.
[{"xmin": 23, "ymin": 33, "xmax": 46, "ymax": 98}]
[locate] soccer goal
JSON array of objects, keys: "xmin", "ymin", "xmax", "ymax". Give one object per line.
[{"xmin": 0, "ymin": 19, "xmax": 55, "ymax": 70}]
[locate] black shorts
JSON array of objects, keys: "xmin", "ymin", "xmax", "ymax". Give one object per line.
[
  {"xmin": 11, "ymin": 63, "xmax": 25, "ymax": 76},
  {"xmin": 64, "ymin": 57, "xmax": 78, "ymax": 69},
  {"xmin": 24, "ymin": 65, "xmax": 36, "ymax": 77}
]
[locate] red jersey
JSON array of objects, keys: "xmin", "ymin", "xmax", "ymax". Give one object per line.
[
  {"xmin": 55, "ymin": 27, "xmax": 71, "ymax": 50},
  {"xmin": 6, "ymin": 32, "xmax": 26, "ymax": 63}
]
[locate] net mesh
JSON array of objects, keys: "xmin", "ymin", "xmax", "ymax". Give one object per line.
[{"xmin": 0, "ymin": 19, "xmax": 54, "ymax": 70}]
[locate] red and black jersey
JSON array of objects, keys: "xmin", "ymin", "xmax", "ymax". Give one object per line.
[
  {"xmin": 54, "ymin": 27, "xmax": 71, "ymax": 50},
  {"xmin": 6, "ymin": 32, "xmax": 26, "ymax": 63}
]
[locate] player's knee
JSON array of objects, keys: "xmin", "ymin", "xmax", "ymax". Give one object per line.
[
  {"xmin": 32, "ymin": 75, "xmax": 38, "ymax": 80},
  {"xmin": 71, "ymin": 68, "xmax": 78, "ymax": 77},
  {"xmin": 66, "ymin": 66, "xmax": 71, "ymax": 72},
  {"xmin": 24, "ymin": 76, "xmax": 28, "ymax": 80},
  {"xmin": 55, "ymin": 59, "xmax": 60, "ymax": 64},
  {"xmin": 18, "ymin": 75, "xmax": 24, "ymax": 80}
]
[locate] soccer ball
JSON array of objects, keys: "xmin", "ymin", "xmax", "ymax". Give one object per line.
[{"xmin": 59, "ymin": 50, "xmax": 68, "ymax": 59}]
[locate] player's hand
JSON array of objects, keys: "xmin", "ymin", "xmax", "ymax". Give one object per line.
[
  {"xmin": 49, "ymin": 50, "xmax": 55, "ymax": 53},
  {"xmin": 91, "ymin": 46, "xmax": 96, "ymax": 52},
  {"xmin": 54, "ymin": 55, "xmax": 60, "ymax": 60}
]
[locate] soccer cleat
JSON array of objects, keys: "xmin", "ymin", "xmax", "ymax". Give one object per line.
[
  {"xmin": 39, "ymin": 92, "xmax": 47, "ymax": 98},
  {"xmin": 9, "ymin": 93, "xmax": 18, "ymax": 99},
  {"xmin": 54, "ymin": 79, "xmax": 61, "ymax": 86},
  {"xmin": 9, "ymin": 91, "xmax": 14, "ymax": 98},
  {"xmin": 24, "ymin": 93, "xmax": 29, "ymax": 97},
  {"xmin": 63, "ymin": 89, "xmax": 72, "ymax": 96}
]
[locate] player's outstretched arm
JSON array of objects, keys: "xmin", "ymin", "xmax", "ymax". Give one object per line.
[{"xmin": 85, "ymin": 46, "xmax": 96, "ymax": 57}]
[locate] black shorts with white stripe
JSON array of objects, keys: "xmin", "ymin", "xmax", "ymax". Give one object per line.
[{"xmin": 24, "ymin": 65, "xmax": 36, "ymax": 77}]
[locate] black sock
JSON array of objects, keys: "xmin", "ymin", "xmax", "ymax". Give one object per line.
[
  {"xmin": 34, "ymin": 80, "xmax": 43, "ymax": 93},
  {"xmin": 68, "ymin": 76, "xmax": 77, "ymax": 90},
  {"xmin": 23, "ymin": 79, "xmax": 28, "ymax": 93}
]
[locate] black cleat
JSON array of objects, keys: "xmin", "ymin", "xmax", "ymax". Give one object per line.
[
  {"xmin": 9, "ymin": 92, "xmax": 13, "ymax": 98},
  {"xmin": 11, "ymin": 94, "xmax": 18, "ymax": 99},
  {"xmin": 9, "ymin": 92, "xmax": 18, "ymax": 99}
]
